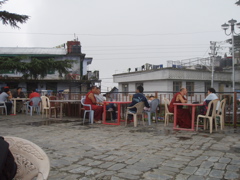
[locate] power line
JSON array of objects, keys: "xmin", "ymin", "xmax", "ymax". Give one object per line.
[{"xmin": 0, "ymin": 30, "xmax": 222, "ymax": 36}]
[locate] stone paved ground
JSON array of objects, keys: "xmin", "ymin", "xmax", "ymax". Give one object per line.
[{"xmin": 1, "ymin": 114, "xmax": 240, "ymax": 180}]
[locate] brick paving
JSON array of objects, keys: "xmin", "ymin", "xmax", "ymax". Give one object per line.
[{"xmin": 1, "ymin": 114, "xmax": 240, "ymax": 180}]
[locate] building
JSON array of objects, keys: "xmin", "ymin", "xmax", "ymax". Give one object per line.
[
  {"xmin": 0, "ymin": 40, "xmax": 101, "ymax": 94},
  {"xmin": 113, "ymin": 57, "xmax": 240, "ymax": 95}
]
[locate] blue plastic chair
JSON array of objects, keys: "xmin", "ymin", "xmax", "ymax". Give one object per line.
[
  {"xmin": 81, "ymin": 97, "xmax": 94, "ymax": 124},
  {"xmin": 26, "ymin": 97, "xmax": 41, "ymax": 116},
  {"xmin": 144, "ymin": 98, "xmax": 160, "ymax": 125}
]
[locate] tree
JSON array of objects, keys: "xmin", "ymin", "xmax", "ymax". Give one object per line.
[
  {"xmin": 0, "ymin": 56, "xmax": 75, "ymax": 79},
  {"xmin": 0, "ymin": 0, "xmax": 29, "ymax": 28},
  {"xmin": 236, "ymin": 0, "xmax": 240, "ymax": 6}
]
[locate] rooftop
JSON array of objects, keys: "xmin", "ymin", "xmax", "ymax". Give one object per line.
[{"xmin": 0, "ymin": 47, "xmax": 67, "ymax": 56}]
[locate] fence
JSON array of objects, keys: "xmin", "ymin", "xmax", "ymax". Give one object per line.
[{"xmin": 57, "ymin": 91, "xmax": 239, "ymax": 127}]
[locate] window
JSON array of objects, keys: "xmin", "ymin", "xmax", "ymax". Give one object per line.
[
  {"xmin": 186, "ymin": 82, "xmax": 194, "ymax": 96},
  {"xmin": 173, "ymin": 81, "xmax": 182, "ymax": 92},
  {"xmin": 205, "ymin": 82, "xmax": 211, "ymax": 93},
  {"xmin": 122, "ymin": 84, "xmax": 128, "ymax": 96}
]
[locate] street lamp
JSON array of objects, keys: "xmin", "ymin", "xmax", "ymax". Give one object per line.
[{"xmin": 221, "ymin": 18, "xmax": 240, "ymax": 123}]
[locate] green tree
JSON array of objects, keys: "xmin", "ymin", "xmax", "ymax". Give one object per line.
[
  {"xmin": 236, "ymin": 0, "xmax": 240, "ymax": 6},
  {"xmin": 0, "ymin": 56, "xmax": 74, "ymax": 79},
  {"xmin": 0, "ymin": 0, "xmax": 29, "ymax": 28}
]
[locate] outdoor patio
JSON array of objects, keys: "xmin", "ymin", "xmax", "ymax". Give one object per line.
[{"xmin": 0, "ymin": 114, "xmax": 240, "ymax": 180}]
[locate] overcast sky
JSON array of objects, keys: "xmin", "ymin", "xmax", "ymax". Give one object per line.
[{"xmin": 0, "ymin": 0, "xmax": 239, "ymax": 91}]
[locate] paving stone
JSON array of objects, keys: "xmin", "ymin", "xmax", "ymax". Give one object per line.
[
  {"xmin": 213, "ymin": 163, "xmax": 227, "ymax": 170},
  {"xmin": 226, "ymin": 164, "xmax": 239, "ymax": 171},
  {"xmin": 196, "ymin": 156, "xmax": 209, "ymax": 161},
  {"xmin": 108, "ymin": 163, "xmax": 126, "ymax": 171},
  {"xmin": 200, "ymin": 161, "xmax": 214, "ymax": 168},
  {"xmin": 116, "ymin": 173, "xmax": 140, "ymax": 180},
  {"xmin": 208, "ymin": 156, "xmax": 220, "ymax": 162},
  {"xmin": 194, "ymin": 168, "xmax": 211, "ymax": 176},
  {"xmin": 188, "ymin": 160, "xmax": 203, "ymax": 166},
  {"xmin": 119, "ymin": 168, "xmax": 142, "ymax": 175},
  {"xmin": 230, "ymin": 159, "xmax": 240, "ymax": 165},
  {"xmin": 99, "ymin": 162, "xmax": 116, "ymax": 169},
  {"xmin": 175, "ymin": 174, "xmax": 190, "ymax": 180},
  {"xmin": 69, "ymin": 166, "xmax": 92, "ymax": 173},
  {"xmin": 188, "ymin": 175, "xmax": 205, "ymax": 180},
  {"xmin": 143, "ymin": 170, "xmax": 174, "ymax": 180},
  {"xmin": 209, "ymin": 169, "xmax": 224, "ymax": 179},
  {"xmin": 224, "ymin": 171, "xmax": 239, "ymax": 180},
  {"xmin": 218, "ymin": 157, "xmax": 231, "ymax": 164},
  {"xmin": 180, "ymin": 166, "xmax": 198, "ymax": 175}
]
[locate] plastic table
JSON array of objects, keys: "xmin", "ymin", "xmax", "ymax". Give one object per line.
[
  {"xmin": 173, "ymin": 103, "xmax": 203, "ymax": 131},
  {"xmin": 103, "ymin": 101, "xmax": 131, "ymax": 125}
]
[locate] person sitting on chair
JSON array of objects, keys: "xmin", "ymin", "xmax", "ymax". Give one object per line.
[
  {"xmin": 0, "ymin": 88, "xmax": 13, "ymax": 115},
  {"xmin": 168, "ymin": 88, "xmax": 191, "ymax": 128},
  {"xmin": 200, "ymin": 88, "xmax": 219, "ymax": 115},
  {"xmin": 29, "ymin": 89, "xmax": 40, "ymax": 106},
  {"xmin": 128, "ymin": 86, "xmax": 149, "ymax": 121},
  {"xmin": 94, "ymin": 88, "xmax": 117, "ymax": 121},
  {"xmin": 84, "ymin": 86, "xmax": 103, "ymax": 123},
  {"xmin": 12, "ymin": 87, "xmax": 25, "ymax": 113}
]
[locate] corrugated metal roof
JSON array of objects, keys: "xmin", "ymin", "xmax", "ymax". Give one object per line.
[{"xmin": 0, "ymin": 47, "xmax": 67, "ymax": 55}]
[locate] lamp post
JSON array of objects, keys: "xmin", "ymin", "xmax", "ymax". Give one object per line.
[{"xmin": 221, "ymin": 19, "xmax": 240, "ymax": 123}]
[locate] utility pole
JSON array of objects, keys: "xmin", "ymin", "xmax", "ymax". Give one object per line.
[{"xmin": 209, "ymin": 41, "xmax": 218, "ymax": 88}]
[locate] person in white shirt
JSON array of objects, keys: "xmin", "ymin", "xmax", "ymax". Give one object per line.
[
  {"xmin": 94, "ymin": 88, "xmax": 116, "ymax": 120},
  {"xmin": 0, "ymin": 88, "xmax": 13, "ymax": 115}
]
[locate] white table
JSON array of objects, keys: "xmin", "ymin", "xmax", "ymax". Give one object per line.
[
  {"xmin": 11, "ymin": 98, "xmax": 29, "ymax": 115},
  {"xmin": 49, "ymin": 100, "xmax": 82, "ymax": 119}
]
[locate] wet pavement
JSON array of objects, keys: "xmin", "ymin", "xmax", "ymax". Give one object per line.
[{"xmin": 1, "ymin": 114, "xmax": 240, "ymax": 180}]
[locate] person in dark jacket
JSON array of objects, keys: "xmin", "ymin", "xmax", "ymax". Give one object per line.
[{"xmin": 128, "ymin": 86, "xmax": 150, "ymax": 113}]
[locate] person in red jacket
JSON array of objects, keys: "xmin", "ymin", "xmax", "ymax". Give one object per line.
[{"xmin": 29, "ymin": 89, "xmax": 40, "ymax": 105}]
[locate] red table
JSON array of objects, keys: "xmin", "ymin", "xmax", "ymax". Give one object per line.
[
  {"xmin": 173, "ymin": 103, "xmax": 203, "ymax": 131},
  {"xmin": 103, "ymin": 101, "xmax": 131, "ymax": 125}
]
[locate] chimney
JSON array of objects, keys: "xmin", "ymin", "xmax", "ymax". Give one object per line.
[{"xmin": 67, "ymin": 41, "xmax": 81, "ymax": 54}]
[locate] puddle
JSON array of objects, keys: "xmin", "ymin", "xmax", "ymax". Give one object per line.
[
  {"xmin": 129, "ymin": 128, "xmax": 174, "ymax": 136},
  {"xmin": 25, "ymin": 120, "xmax": 77, "ymax": 126},
  {"xmin": 176, "ymin": 136, "xmax": 192, "ymax": 141}
]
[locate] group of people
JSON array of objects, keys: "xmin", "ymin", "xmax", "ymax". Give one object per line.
[
  {"xmin": 84, "ymin": 85, "xmax": 151, "ymax": 124},
  {"xmin": 168, "ymin": 87, "xmax": 219, "ymax": 128},
  {"xmin": 0, "ymin": 87, "xmax": 40, "ymax": 115}
]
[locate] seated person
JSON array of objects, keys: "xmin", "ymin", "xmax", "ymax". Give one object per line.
[
  {"xmin": 200, "ymin": 88, "xmax": 219, "ymax": 115},
  {"xmin": 169, "ymin": 88, "xmax": 191, "ymax": 128},
  {"xmin": 95, "ymin": 88, "xmax": 117, "ymax": 121},
  {"xmin": 144, "ymin": 95, "xmax": 155, "ymax": 111},
  {"xmin": 12, "ymin": 87, "xmax": 25, "ymax": 113},
  {"xmin": 0, "ymin": 88, "xmax": 13, "ymax": 115},
  {"xmin": 84, "ymin": 86, "xmax": 103, "ymax": 123},
  {"xmin": 29, "ymin": 89, "xmax": 40, "ymax": 105},
  {"xmin": 128, "ymin": 86, "xmax": 150, "ymax": 120}
]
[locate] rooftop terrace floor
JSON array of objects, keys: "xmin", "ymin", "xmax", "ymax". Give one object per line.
[{"xmin": 0, "ymin": 114, "xmax": 240, "ymax": 180}]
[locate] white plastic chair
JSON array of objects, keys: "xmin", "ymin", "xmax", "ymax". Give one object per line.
[
  {"xmin": 196, "ymin": 99, "xmax": 219, "ymax": 134},
  {"xmin": 125, "ymin": 101, "xmax": 145, "ymax": 127},
  {"xmin": 4, "ymin": 136, "xmax": 50, "ymax": 180},
  {"xmin": 215, "ymin": 98, "xmax": 227, "ymax": 130},
  {"xmin": 81, "ymin": 97, "xmax": 94, "ymax": 124},
  {"xmin": 26, "ymin": 97, "xmax": 41, "ymax": 116},
  {"xmin": 164, "ymin": 98, "xmax": 173, "ymax": 126},
  {"xmin": 41, "ymin": 96, "xmax": 56, "ymax": 118},
  {"xmin": 144, "ymin": 99, "xmax": 160, "ymax": 125},
  {"xmin": 0, "ymin": 101, "xmax": 7, "ymax": 115}
]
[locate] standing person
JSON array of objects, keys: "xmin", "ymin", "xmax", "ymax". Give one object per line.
[
  {"xmin": 84, "ymin": 86, "xmax": 103, "ymax": 123},
  {"xmin": 128, "ymin": 86, "xmax": 150, "ymax": 114},
  {"xmin": 95, "ymin": 88, "xmax": 117, "ymax": 121},
  {"xmin": 12, "ymin": 87, "xmax": 25, "ymax": 113},
  {"xmin": 0, "ymin": 88, "xmax": 13, "ymax": 115},
  {"xmin": 168, "ymin": 88, "xmax": 191, "ymax": 128}
]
